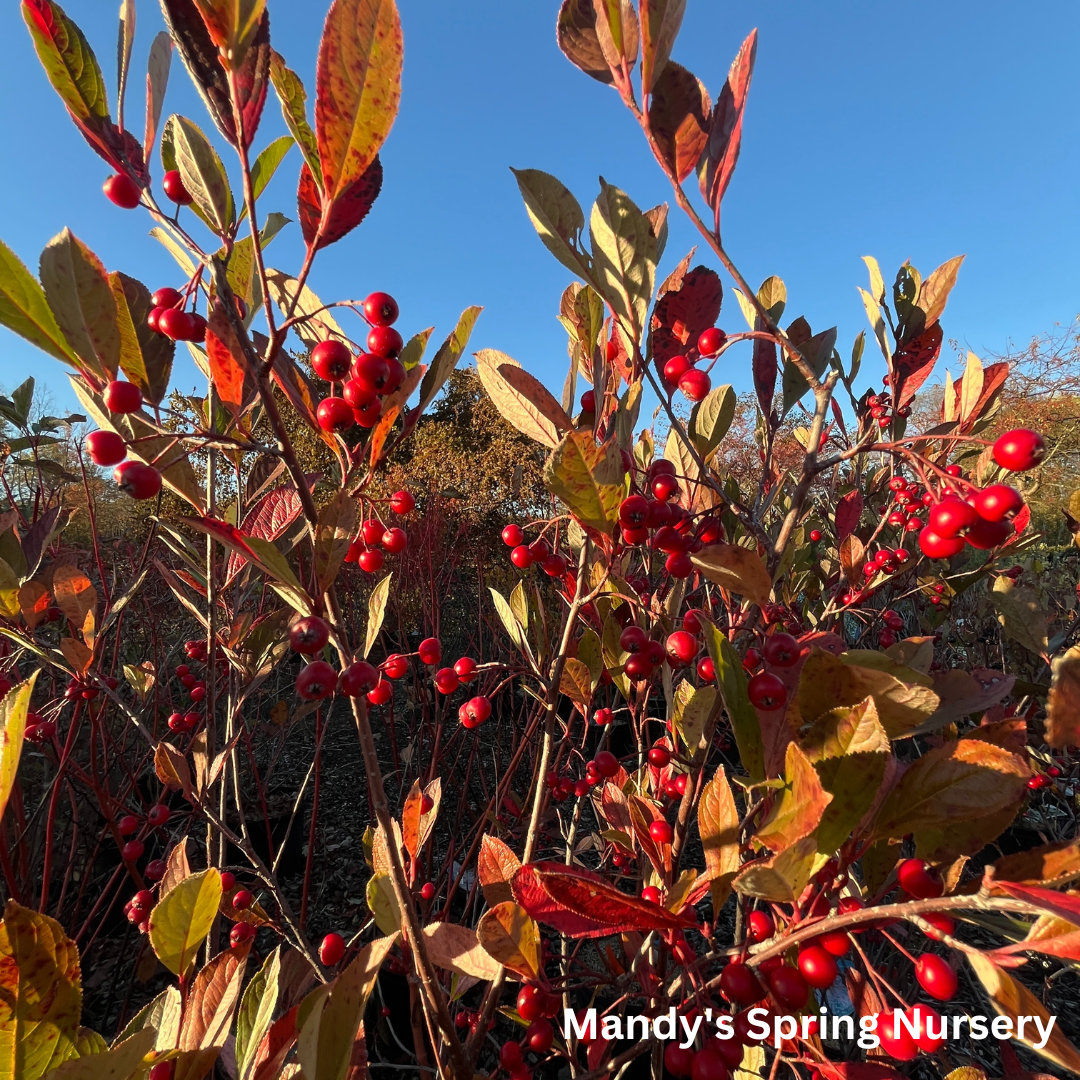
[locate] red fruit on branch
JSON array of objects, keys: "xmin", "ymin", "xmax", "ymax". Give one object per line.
[
  {"xmin": 230, "ymin": 923, "xmax": 254, "ymax": 946},
  {"xmin": 381, "ymin": 527, "xmax": 407, "ymax": 553},
  {"xmin": 915, "ymin": 953, "xmax": 957, "ymax": 1001},
  {"xmin": 317, "ymin": 397, "xmax": 354, "ymax": 433},
  {"xmin": 220, "ymin": 871, "xmax": 235, "ymax": 891},
  {"xmin": 289, "ymin": 616, "xmax": 330, "ymax": 655},
  {"xmin": 434, "ymin": 667, "xmax": 459, "ymax": 694},
  {"xmin": 363, "ymin": 291, "xmax": 399, "ymax": 326},
  {"xmin": 619, "ymin": 494, "xmax": 650, "ymax": 527},
  {"xmin": 118, "ymin": 814, "xmax": 140, "ymax": 836},
  {"xmin": 113, "ymin": 462, "xmax": 161, "ymax": 500},
  {"xmin": 697, "ymin": 656, "xmax": 715, "ymax": 681},
  {"xmin": 897, "ymin": 858, "xmax": 943, "ymax": 899},
  {"xmin": 103, "ymin": 173, "xmax": 141, "ymax": 208},
  {"xmin": 510, "ymin": 545, "xmax": 532, "ymax": 569},
  {"xmin": 690, "ymin": 1046, "xmax": 729, "ymax": 1080},
  {"xmin": 149, "ymin": 1062, "xmax": 174, "ymax": 1080},
  {"xmin": 579, "ymin": 389, "xmax": 595, "ymax": 413},
  {"xmin": 319, "ymin": 932, "xmax": 346, "ymax": 966},
  {"xmin": 339, "ymin": 661, "xmax": 379, "ymax": 697},
  {"xmin": 747, "ymin": 671, "xmax": 786, "ymax": 710},
  {"xmin": 418, "ymin": 638, "xmax": 442, "ymax": 665},
  {"xmin": 719, "ymin": 961, "xmax": 763, "ymax": 1006},
  {"xmin": 762, "ymin": 632, "xmax": 800, "ymax": 667},
  {"xmin": 312, "ymin": 339, "xmax": 353, "ymax": 381},
  {"xmin": 878, "ymin": 1010, "xmax": 918, "ymax": 1061},
  {"xmin": 649, "ymin": 819, "xmax": 674, "ymax": 844},
  {"xmin": 665, "ymin": 630, "xmax": 698, "ymax": 666},
  {"xmin": 121, "ymin": 840, "xmax": 144, "ymax": 862},
  {"xmin": 516, "ymin": 985, "xmax": 546, "ymax": 1022},
  {"xmin": 918, "ymin": 527, "xmax": 965, "ymax": 560},
  {"xmin": 928, "ymin": 497, "xmax": 977, "ymax": 538},
  {"xmin": 367, "ymin": 681, "xmax": 392, "ymax": 705},
  {"xmin": 232, "ymin": 888, "xmax": 253, "ymax": 909},
  {"xmin": 353, "ymin": 352, "xmax": 390, "ymax": 391},
  {"xmin": 86, "ymin": 429, "xmax": 126, "ymax": 466},
  {"xmin": 664, "ymin": 1044, "xmax": 694, "ymax": 1078},
  {"xmin": 818, "ymin": 930, "xmax": 851, "ymax": 957},
  {"xmin": 342, "ymin": 378, "xmax": 377, "ymax": 410},
  {"xmin": 619, "ymin": 625, "xmax": 648, "ymax": 653},
  {"xmin": 453, "ymin": 656, "xmax": 477, "ymax": 681},
  {"xmin": 992, "ymin": 429, "xmax": 1045, "ymax": 472},
  {"xmin": 973, "ymin": 484, "xmax": 1024, "ymax": 521},
  {"xmin": 797, "ymin": 944, "xmax": 838, "ymax": 989},
  {"xmin": 384, "ymin": 654, "xmax": 408, "ymax": 679},
  {"xmin": 648, "ymin": 745, "xmax": 671, "ymax": 767},
  {"xmin": 390, "ymin": 490, "xmax": 415, "ymax": 514},
  {"xmin": 767, "ymin": 965, "xmax": 809, "ymax": 1009},
  {"xmin": 679, "ymin": 368, "xmax": 711, "ymax": 402},
  {"xmin": 965, "ymin": 515, "xmax": 1012, "ymax": 550},
  {"xmin": 747, "ymin": 909, "xmax": 775, "ymax": 943},
  {"xmin": 525, "ymin": 1018, "xmax": 554, "ymax": 1052},
  {"xmin": 664, "ymin": 354, "xmax": 692, "ymax": 385},
  {"xmin": 594, "ymin": 750, "xmax": 619, "ymax": 778},
  {"xmin": 103, "ymin": 380, "xmax": 143, "ymax": 413},
  {"xmin": 460, "ymin": 695, "xmax": 492, "ymax": 728},
  {"xmin": 367, "ymin": 325, "xmax": 403, "ymax": 358},
  {"xmin": 296, "ymin": 661, "xmax": 337, "ymax": 701},
  {"xmin": 697, "ymin": 327, "xmax": 726, "ymax": 356},
  {"xmin": 147, "ymin": 804, "xmax": 170, "ymax": 827},
  {"xmin": 162, "ymin": 170, "xmax": 192, "ymax": 205}
]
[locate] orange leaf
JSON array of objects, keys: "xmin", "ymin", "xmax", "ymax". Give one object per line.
[
  {"xmin": 478, "ymin": 834, "xmax": 520, "ymax": 908},
  {"xmin": 476, "ymin": 901, "xmax": 540, "ymax": 981},
  {"xmin": 755, "ymin": 742, "xmax": 831, "ymax": 854},
  {"xmin": 205, "ymin": 305, "xmax": 249, "ymax": 419}
]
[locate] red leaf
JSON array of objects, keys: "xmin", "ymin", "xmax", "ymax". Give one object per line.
[
  {"xmin": 834, "ymin": 489, "xmax": 863, "ymax": 543},
  {"xmin": 893, "ymin": 323, "xmax": 942, "ymax": 409},
  {"xmin": 650, "ymin": 265, "xmax": 723, "ymax": 372},
  {"xmin": 297, "ymin": 157, "xmax": 382, "ymax": 250},
  {"xmin": 753, "ymin": 331, "xmax": 777, "ymax": 421},
  {"xmin": 511, "ymin": 862, "xmax": 693, "ymax": 939},
  {"xmin": 225, "ymin": 484, "xmax": 306, "ymax": 583},
  {"xmin": 160, "ymin": 0, "xmax": 269, "ymax": 147},
  {"xmin": 205, "ymin": 306, "xmax": 249, "ymax": 419},
  {"xmin": 250, "ymin": 1006, "xmax": 299, "ymax": 1080},
  {"xmin": 994, "ymin": 881, "xmax": 1080, "ymax": 926},
  {"xmin": 698, "ymin": 29, "xmax": 757, "ymax": 223}
]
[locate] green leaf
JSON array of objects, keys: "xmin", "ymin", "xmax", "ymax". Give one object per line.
[
  {"xmin": 363, "ymin": 573, "xmax": 392, "ymax": 659},
  {"xmin": 39, "ymin": 228, "xmax": 120, "ymax": 380},
  {"xmin": 689, "ymin": 383, "xmax": 735, "ymax": 457},
  {"xmin": 757, "ymin": 275, "xmax": 786, "ymax": 321},
  {"xmin": 116, "ymin": 272, "xmax": 174, "ymax": 404},
  {"xmin": 399, "ymin": 328, "xmax": 432, "ymax": 371},
  {"xmin": 364, "ymin": 874, "xmax": 400, "ymax": 936},
  {"xmin": 781, "ymin": 325, "xmax": 836, "ymax": 415},
  {"xmin": 148, "ymin": 868, "xmax": 222, "ymax": 976},
  {"xmin": 22, "ymin": 0, "xmax": 109, "ymax": 124},
  {"xmin": 0, "ymin": 238, "xmax": 79, "ymax": 367},
  {"xmin": 701, "ymin": 617, "xmax": 763, "ymax": 782},
  {"xmin": 0, "ymin": 899, "xmax": 82, "ymax": 1079},
  {"xmin": 250, "ymin": 135, "xmax": 295, "ymax": 202},
  {"xmin": 417, "ymin": 305, "xmax": 483, "ymax": 413},
  {"xmin": 269, "ymin": 51, "xmax": 321, "ymax": 185},
  {"xmin": 235, "ymin": 946, "xmax": 280, "ymax": 1080},
  {"xmin": 859, "ymin": 287, "xmax": 892, "ymax": 363},
  {"xmin": 314, "ymin": 0, "xmax": 403, "ymax": 206},
  {"xmin": 490, "ymin": 587, "xmax": 533, "ymax": 663},
  {"xmin": 47, "ymin": 1030, "xmax": 155, "ymax": 1080},
  {"xmin": 165, "ymin": 115, "xmax": 235, "ymax": 234},
  {"xmin": 671, "ymin": 680, "xmax": 715, "ymax": 752},
  {"xmin": 589, "ymin": 178, "xmax": 657, "ymax": 338},
  {"xmin": 113, "ymin": 987, "xmax": 182, "ymax": 1051},
  {"xmin": 510, "ymin": 168, "xmax": 591, "ymax": 279},
  {"xmin": 543, "ymin": 430, "xmax": 624, "ymax": 535}
]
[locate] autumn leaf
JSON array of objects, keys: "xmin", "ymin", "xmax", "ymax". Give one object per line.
[
  {"xmin": 691, "ymin": 542, "xmax": 771, "ymax": 608},
  {"xmin": 754, "ymin": 742, "xmax": 832, "ymax": 854},
  {"xmin": 477, "ymin": 902, "xmax": 540, "ymax": 981},
  {"xmin": 1046, "ymin": 645, "xmax": 1080, "ymax": 748},
  {"xmin": 478, "ymin": 834, "xmax": 520, "ymax": 908}
]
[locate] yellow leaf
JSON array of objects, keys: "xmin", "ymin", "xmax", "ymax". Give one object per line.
[
  {"xmin": 672, "ymin": 681, "xmax": 716, "ymax": 752},
  {"xmin": 0, "ymin": 900, "xmax": 82, "ymax": 1078},
  {"xmin": 45, "ymin": 1029, "xmax": 156, "ymax": 1079},
  {"xmin": 698, "ymin": 766, "xmax": 740, "ymax": 907},
  {"xmin": 966, "ymin": 950, "xmax": 1080, "ymax": 1073},
  {"xmin": 733, "ymin": 837, "xmax": 820, "ymax": 903},
  {"xmin": 754, "ymin": 742, "xmax": 832, "ymax": 853},
  {"xmin": 365, "ymin": 873, "xmax": 400, "ymax": 936},
  {"xmin": 477, "ymin": 902, "xmax": 540, "ymax": 981},
  {"xmin": 543, "ymin": 430, "xmax": 625, "ymax": 534},
  {"xmin": 691, "ymin": 542, "xmax": 771, "ymax": 608},
  {"xmin": 421, "ymin": 922, "xmax": 502, "ymax": 980},
  {"xmin": 0, "ymin": 673, "xmax": 37, "ymax": 822},
  {"xmin": 148, "ymin": 869, "xmax": 222, "ymax": 976}
]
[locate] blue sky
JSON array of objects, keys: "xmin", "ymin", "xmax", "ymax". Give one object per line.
[{"xmin": 1, "ymin": 0, "xmax": 1077, "ymax": 416}]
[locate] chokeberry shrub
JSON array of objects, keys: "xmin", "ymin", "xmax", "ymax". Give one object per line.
[{"xmin": 0, "ymin": 2, "xmax": 1076, "ymax": 1080}]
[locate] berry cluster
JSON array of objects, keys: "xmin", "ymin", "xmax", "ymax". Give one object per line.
[
  {"xmin": 313, "ymin": 293, "xmax": 404, "ymax": 433},
  {"xmin": 345, "ymin": 490, "xmax": 414, "ymax": 571},
  {"xmin": 146, "ymin": 285, "xmax": 208, "ymax": 343},
  {"xmin": 663, "ymin": 325, "xmax": 727, "ymax": 403}
]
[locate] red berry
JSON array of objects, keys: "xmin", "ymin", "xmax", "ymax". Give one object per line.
[
  {"xmin": 502, "ymin": 524, "xmax": 524, "ymax": 547},
  {"xmin": 594, "ymin": 750, "xmax": 619, "ymax": 778},
  {"xmin": 219, "ymin": 871, "xmax": 235, "ymax": 891},
  {"xmin": 747, "ymin": 671, "xmax": 786, "ymax": 711},
  {"xmin": 641, "ymin": 886, "xmax": 662, "ymax": 905},
  {"xmin": 367, "ymin": 681, "xmax": 392, "ymax": 705},
  {"xmin": 665, "ymin": 630, "xmax": 698, "ymax": 666},
  {"xmin": 118, "ymin": 814, "xmax": 140, "ymax": 836},
  {"xmin": 928, "ymin": 497, "xmax": 977, "ymax": 538},
  {"xmin": 619, "ymin": 625, "xmax": 648, "ymax": 653},
  {"xmin": 453, "ymin": 656, "xmax": 477, "ymax": 682},
  {"xmin": 974, "ymin": 484, "xmax": 1024, "ymax": 522},
  {"xmin": 648, "ymin": 746, "xmax": 671, "ymax": 768},
  {"xmin": 682, "ymin": 609, "xmax": 702, "ymax": 634},
  {"xmin": 965, "ymin": 515, "xmax": 1012, "ymax": 550},
  {"xmin": 295, "ymin": 661, "xmax": 337, "ymax": 701},
  {"xmin": 342, "ymin": 378, "xmax": 377, "ymax": 410},
  {"xmin": 352, "ymin": 352, "xmax": 390, "ymax": 391},
  {"xmin": 525, "ymin": 1018, "xmax": 553, "ymax": 1053},
  {"xmin": 339, "ymin": 661, "xmax": 379, "ymax": 697},
  {"xmin": 915, "ymin": 953, "xmax": 957, "ymax": 1001},
  {"xmin": 149, "ymin": 1062, "xmax": 174, "ymax": 1080},
  {"xmin": 157, "ymin": 306, "xmax": 195, "ymax": 341},
  {"xmin": 818, "ymin": 930, "xmax": 851, "ymax": 957},
  {"xmin": 114, "ymin": 461, "xmax": 161, "ymax": 500},
  {"xmin": 121, "ymin": 840, "xmax": 144, "ymax": 862},
  {"xmin": 162, "ymin": 170, "xmax": 192, "ymax": 205},
  {"xmin": 232, "ymin": 888, "xmax": 253, "ymax": 910},
  {"xmin": 921, "ymin": 912, "xmax": 955, "ymax": 940},
  {"xmin": 897, "ymin": 858, "xmax": 943, "ymax": 899},
  {"xmin": 992, "ymin": 429, "xmax": 1045, "ymax": 472},
  {"xmin": 147, "ymin": 804, "xmax": 171, "ymax": 827},
  {"xmin": 664, "ymin": 355, "xmax": 692, "ymax": 385},
  {"xmin": 312, "ymin": 340, "xmax": 353, "ymax": 381},
  {"xmin": 649, "ymin": 819, "xmax": 674, "ymax": 844},
  {"xmin": 86, "ymin": 429, "xmax": 126, "ymax": 467},
  {"xmin": 104, "ymin": 380, "xmax": 143, "ymax": 414},
  {"xmin": 381, "ymin": 527, "xmax": 407, "ymax": 554},
  {"xmin": 103, "ymin": 173, "xmax": 141, "ymax": 209},
  {"xmin": 290, "ymin": 616, "xmax": 330, "ymax": 654},
  {"xmin": 434, "ymin": 667, "xmax": 459, "ymax": 694},
  {"xmin": 510, "ymin": 545, "xmax": 533, "ymax": 569},
  {"xmin": 696, "ymin": 656, "xmax": 715, "ymax": 681},
  {"xmin": 679, "ymin": 368, "xmax": 711, "ymax": 402},
  {"xmin": 719, "ymin": 962, "xmax": 763, "ymax": 1006},
  {"xmin": 697, "ymin": 327, "xmax": 726, "ymax": 357},
  {"xmin": 911, "ymin": 1005, "xmax": 946, "ymax": 1053},
  {"xmin": 619, "ymin": 494, "xmax": 650, "ymax": 527},
  {"xmin": 592, "ymin": 706, "xmax": 613, "ymax": 726},
  {"xmin": 767, "ymin": 965, "xmax": 808, "ymax": 1009},
  {"xmin": 500, "ymin": 1041, "xmax": 524, "ymax": 1069},
  {"xmin": 516, "ymin": 986, "xmax": 546, "ymax": 1022},
  {"xmin": 878, "ymin": 1010, "xmax": 917, "ymax": 1061},
  {"xmin": 665, "ymin": 550, "xmax": 693, "ymax": 578},
  {"xmin": 918, "ymin": 527, "xmax": 965, "ymax": 560},
  {"xmin": 319, "ymin": 932, "xmax": 345, "ymax": 965},
  {"xmin": 383, "ymin": 654, "xmax": 408, "ymax": 679},
  {"xmin": 747, "ymin": 909, "xmax": 775, "ymax": 943},
  {"xmin": 230, "ymin": 922, "xmax": 254, "ymax": 946},
  {"xmin": 665, "ymin": 1044, "xmax": 695, "ymax": 1077},
  {"xmin": 352, "ymin": 400, "xmax": 381, "ymax": 428},
  {"xmin": 317, "ymin": 397, "xmax": 354, "ymax": 433},
  {"xmin": 418, "ymin": 638, "xmax": 442, "ymax": 665},
  {"xmin": 797, "ymin": 944, "xmax": 838, "ymax": 989},
  {"xmin": 363, "ymin": 291, "xmax": 399, "ymax": 326},
  {"xmin": 367, "ymin": 325, "xmax": 403, "ymax": 358},
  {"xmin": 390, "ymin": 490, "xmax": 414, "ymax": 514},
  {"xmin": 460, "ymin": 695, "xmax": 492, "ymax": 727},
  {"xmin": 690, "ymin": 1046, "xmax": 729, "ymax": 1080},
  {"xmin": 579, "ymin": 389, "xmax": 596, "ymax": 413},
  {"xmin": 762, "ymin": 632, "xmax": 800, "ymax": 668},
  {"xmin": 145, "ymin": 859, "xmax": 167, "ymax": 881},
  {"xmin": 358, "ymin": 548, "xmax": 384, "ymax": 572}
]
